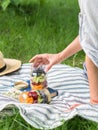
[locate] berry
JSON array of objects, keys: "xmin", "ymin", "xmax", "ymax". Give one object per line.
[{"xmin": 28, "ymin": 91, "xmax": 38, "ymax": 100}]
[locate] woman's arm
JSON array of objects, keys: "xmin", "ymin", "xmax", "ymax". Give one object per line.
[
  {"xmin": 29, "ymin": 35, "xmax": 82, "ymax": 71},
  {"xmin": 57, "ymin": 35, "xmax": 82, "ymax": 63}
]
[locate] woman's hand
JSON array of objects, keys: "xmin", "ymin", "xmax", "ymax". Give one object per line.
[{"xmin": 29, "ymin": 53, "xmax": 61, "ymax": 72}]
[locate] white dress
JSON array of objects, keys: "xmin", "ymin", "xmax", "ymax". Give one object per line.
[{"xmin": 78, "ymin": 0, "xmax": 98, "ymax": 67}]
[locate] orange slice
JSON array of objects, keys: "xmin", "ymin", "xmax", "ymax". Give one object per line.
[{"xmin": 19, "ymin": 92, "xmax": 34, "ymax": 104}]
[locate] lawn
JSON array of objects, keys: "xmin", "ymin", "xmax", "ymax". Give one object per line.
[
  {"xmin": 0, "ymin": 0, "xmax": 98, "ymax": 130},
  {"xmin": 0, "ymin": 0, "xmax": 84, "ymax": 67}
]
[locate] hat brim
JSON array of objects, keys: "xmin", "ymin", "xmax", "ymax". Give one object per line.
[{"xmin": 0, "ymin": 58, "xmax": 21, "ymax": 76}]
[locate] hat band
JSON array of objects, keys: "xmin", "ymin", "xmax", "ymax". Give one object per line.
[{"xmin": 0, "ymin": 64, "xmax": 6, "ymax": 73}]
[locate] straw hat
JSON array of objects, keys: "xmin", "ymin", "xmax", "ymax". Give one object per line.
[{"xmin": 0, "ymin": 51, "xmax": 21, "ymax": 76}]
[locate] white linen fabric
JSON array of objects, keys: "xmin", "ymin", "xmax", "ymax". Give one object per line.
[
  {"xmin": 78, "ymin": 0, "xmax": 98, "ymax": 67},
  {"xmin": 0, "ymin": 63, "xmax": 98, "ymax": 130}
]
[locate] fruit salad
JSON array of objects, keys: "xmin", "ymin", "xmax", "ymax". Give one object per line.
[
  {"xmin": 30, "ymin": 66, "xmax": 47, "ymax": 90},
  {"xmin": 19, "ymin": 89, "xmax": 51, "ymax": 104}
]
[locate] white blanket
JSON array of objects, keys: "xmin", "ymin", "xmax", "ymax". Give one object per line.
[{"xmin": 0, "ymin": 63, "xmax": 98, "ymax": 129}]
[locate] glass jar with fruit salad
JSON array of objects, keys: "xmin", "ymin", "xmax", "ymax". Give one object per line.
[{"xmin": 30, "ymin": 66, "xmax": 47, "ymax": 90}]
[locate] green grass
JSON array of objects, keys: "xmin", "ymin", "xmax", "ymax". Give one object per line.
[
  {"xmin": 0, "ymin": 0, "xmax": 98, "ymax": 130},
  {"xmin": 0, "ymin": 0, "xmax": 84, "ymax": 66},
  {"xmin": 0, "ymin": 107, "xmax": 98, "ymax": 130}
]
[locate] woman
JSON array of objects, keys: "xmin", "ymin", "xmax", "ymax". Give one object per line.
[{"xmin": 29, "ymin": 0, "xmax": 98, "ymax": 104}]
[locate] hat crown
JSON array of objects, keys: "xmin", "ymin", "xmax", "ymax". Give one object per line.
[{"xmin": 0, "ymin": 51, "xmax": 6, "ymax": 68}]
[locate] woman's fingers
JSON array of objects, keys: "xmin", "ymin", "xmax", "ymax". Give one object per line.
[
  {"xmin": 29, "ymin": 55, "xmax": 39, "ymax": 63},
  {"xmin": 29, "ymin": 54, "xmax": 49, "ymax": 67},
  {"xmin": 29, "ymin": 54, "xmax": 54, "ymax": 71},
  {"xmin": 45, "ymin": 63, "xmax": 53, "ymax": 72}
]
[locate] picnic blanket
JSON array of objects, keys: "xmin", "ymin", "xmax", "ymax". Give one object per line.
[{"xmin": 0, "ymin": 63, "xmax": 98, "ymax": 129}]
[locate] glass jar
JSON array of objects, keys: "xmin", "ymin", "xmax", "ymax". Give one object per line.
[{"xmin": 30, "ymin": 66, "xmax": 47, "ymax": 90}]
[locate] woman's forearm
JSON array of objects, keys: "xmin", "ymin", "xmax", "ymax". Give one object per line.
[{"xmin": 58, "ymin": 35, "xmax": 82, "ymax": 62}]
